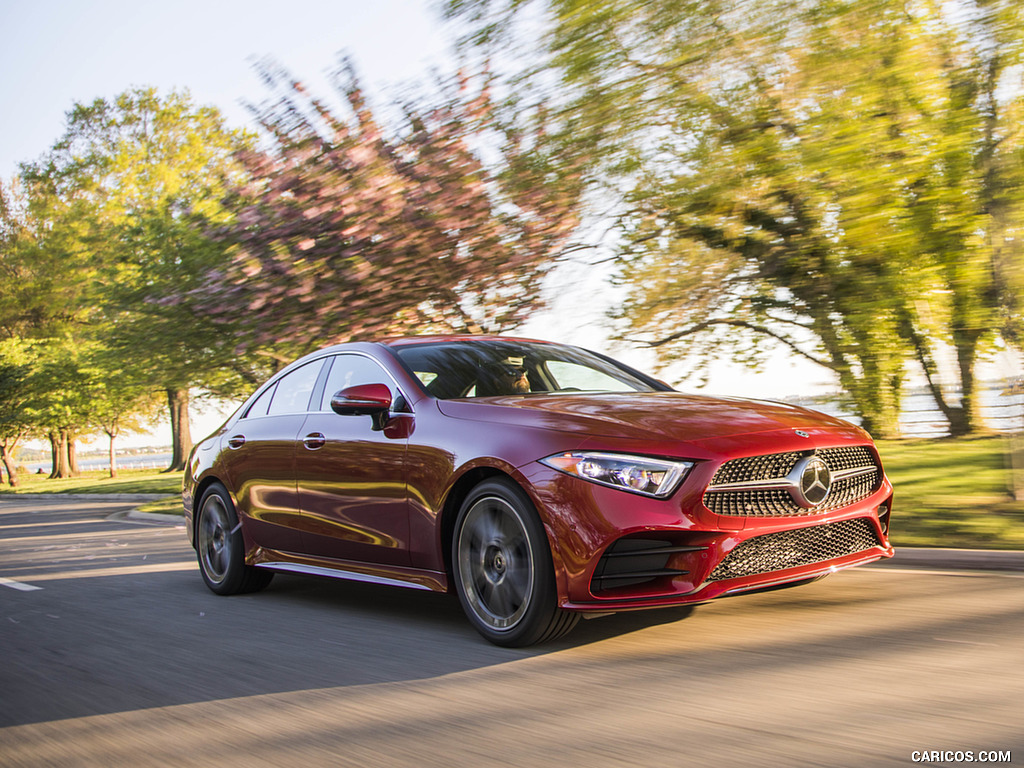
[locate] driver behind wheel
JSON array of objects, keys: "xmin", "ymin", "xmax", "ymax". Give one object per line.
[{"xmin": 477, "ymin": 360, "xmax": 531, "ymax": 396}]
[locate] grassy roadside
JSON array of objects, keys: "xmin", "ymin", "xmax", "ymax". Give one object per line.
[
  {"xmin": 1, "ymin": 437, "xmax": 1021, "ymax": 548},
  {"xmin": 877, "ymin": 435, "xmax": 1024, "ymax": 550},
  {"xmin": 0, "ymin": 469, "xmax": 182, "ymax": 498}
]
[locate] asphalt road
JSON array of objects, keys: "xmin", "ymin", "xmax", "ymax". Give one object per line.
[{"xmin": 1, "ymin": 498, "xmax": 1021, "ymax": 768}]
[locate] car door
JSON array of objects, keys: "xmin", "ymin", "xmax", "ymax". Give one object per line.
[
  {"xmin": 294, "ymin": 353, "xmax": 412, "ymax": 566},
  {"xmin": 218, "ymin": 358, "xmax": 328, "ymax": 553}
]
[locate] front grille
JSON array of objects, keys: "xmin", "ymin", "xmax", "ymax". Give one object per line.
[
  {"xmin": 710, "ymin": 452, "xmax": 802, "ymax": 485},
  {"xmin": 705, "ymin": 446, "xmax": 881, "ymax": 517},
  {"xmin": 707, "ymin": 517, "xmax": 881, "ymax": 581},
  {"xmin": 709, "ymin": 487, "xmax": 805, "ymax": 517}
]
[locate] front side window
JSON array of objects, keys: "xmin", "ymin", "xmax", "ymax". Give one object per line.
[{"xmin": 318, "ymin": 355, "xmax": 394, "ymax": 411}]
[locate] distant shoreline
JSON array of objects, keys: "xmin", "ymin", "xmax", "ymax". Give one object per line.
[{"xmin": 23, "ymin": 452, "xmax": 175, "ymax": 475}]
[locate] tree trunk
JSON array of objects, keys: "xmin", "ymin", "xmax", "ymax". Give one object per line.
[
  {"xmin": 166, "ymin": 387, "xmax": 193, "ymax": 472},
  {"xmin": 50, "ymin": 430, "xmax": 72, "ymax": 479},
  {"xmin": 48, "ymin": 431, "xmax": 58, "ymax": 479},
  {"xmin": 107, "ymin": 430, "xmax": 118, "ymax": 479},
  {"xmin": 67, "ymin": 431, "xmax": 81, "ymax": 477},
  {"xmin": 817, "ymin": 315, "xmax": 903, "ymax": 439},
  {"xmin": 0, "ymin": 440, "xmax": 20, "ymax": 488},
  {"xmin": 949, "ymin": 330, "xmax": 984, "ymax": 437}
]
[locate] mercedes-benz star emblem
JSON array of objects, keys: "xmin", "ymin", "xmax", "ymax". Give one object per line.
[{"xmin": 791, "ymin": 455, "xmax": 832, "ymax": 508}]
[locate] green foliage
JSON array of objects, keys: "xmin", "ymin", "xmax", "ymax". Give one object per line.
[
  {"xmin": 21, "ymin": 87, "xmax": 262, "ymax": 394},
  {"xmin": 0, "ymin": 338, "xmax": 41, "ymax": 443}
]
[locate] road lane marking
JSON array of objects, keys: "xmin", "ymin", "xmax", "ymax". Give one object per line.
[
  {"xmin": 0, "ymin": 576, "xmax": 43, "ymax": 591},
  {"xmin": 0, "ymin": 529, "xmax": 172, "ymax": 545},
  {"xmin": 9, "ymin": 561, "xmax": 196, "ymax": 582},
  {"xmin": 933, "ymin": 637, "xmax": 1000, "ymax": 647},
  {"xmin": 0, "ymin": 520, "xmax": 111, "ymax": 531}
]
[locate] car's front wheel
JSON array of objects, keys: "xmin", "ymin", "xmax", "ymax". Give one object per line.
[
  {"xmin": 452, "ymin": 478, "xmax": 579, "ymax": 646},
  {"xmin": 196, "ymin": 483, "xmax": 273, "ymax": 595}
]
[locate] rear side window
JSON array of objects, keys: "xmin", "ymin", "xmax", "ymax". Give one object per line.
[
  {"xmin": 245, "ymin": 383, "xmax": 277, "ymax": 418},
  {"xmin": 266, "ymin": 360, "xmax": 325, "ymax": 416}
]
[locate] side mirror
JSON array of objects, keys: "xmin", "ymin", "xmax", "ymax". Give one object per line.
[{"xmin": 330, "ymin": 383, "xmax": 393, "ymax": 430}]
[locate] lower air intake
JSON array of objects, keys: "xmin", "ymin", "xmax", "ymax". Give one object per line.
[{"xmin": 708, "ymin": 518, "xmax": 881, "ymax": 582}]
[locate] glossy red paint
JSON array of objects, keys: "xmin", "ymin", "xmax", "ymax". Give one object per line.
[{"xmin": 184, "ymin": 336, "xmax": 894, "ymax": 644}]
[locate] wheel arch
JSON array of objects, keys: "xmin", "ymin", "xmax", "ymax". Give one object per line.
[
  {"xmin": 190, "ymin": 475, "xmax": 235, "ymax": 549},
  {"xmin": 438, "ymin": 465, "xmax": 569, "ymax": 602}
]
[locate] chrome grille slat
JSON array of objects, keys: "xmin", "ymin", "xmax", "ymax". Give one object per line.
[{"xmin": 707, "ymin": 518, "xmax": 881, "ymax": 581}]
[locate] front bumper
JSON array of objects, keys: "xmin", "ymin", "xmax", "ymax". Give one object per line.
[{"xmin": 523, "ymin": 460, "xmax": 894, "ymax": 612}]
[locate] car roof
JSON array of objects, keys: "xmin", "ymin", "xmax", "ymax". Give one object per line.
[{"xmin": 377, "ymin": 334, "xmax": 554, "ymax": 348}]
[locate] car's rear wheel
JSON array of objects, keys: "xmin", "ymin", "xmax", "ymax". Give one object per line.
[
  {"xmin": 452, "ymin": 478, "xmax": 579, "ymax": 646},
  {"xmin": 196, "ymin": 483, "xmax": 273, "ymax": 595}
]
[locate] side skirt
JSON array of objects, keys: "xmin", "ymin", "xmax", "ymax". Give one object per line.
[{"xmin": 249, "ymin": 547, "xmax": 448, "ymax": 593}]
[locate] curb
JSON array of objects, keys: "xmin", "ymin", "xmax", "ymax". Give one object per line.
[
  {"xmin": 125, "ymin": 509, "xmax": 187, "ymax": 525},
  {"xmin": 869, "ymin": 547, "xmax": 1024, "ymax": 573}
]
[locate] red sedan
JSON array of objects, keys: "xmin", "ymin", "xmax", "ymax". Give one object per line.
[{"xmin": 183, "ymin": 336, "xmax": 893, "ymax": 646}]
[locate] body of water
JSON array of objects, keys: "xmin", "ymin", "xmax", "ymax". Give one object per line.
[{"xmin": 23, "ymin": 452, "xmax": 175, "ymax": 476}]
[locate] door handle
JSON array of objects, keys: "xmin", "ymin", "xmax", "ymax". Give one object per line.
[
  {"xmin": 303, "ymin": 432, "xmax": 326, "ymax": 450},
  {"xmin": 227, "ymin": 435, "xmax": 246, "ymax": 449}
]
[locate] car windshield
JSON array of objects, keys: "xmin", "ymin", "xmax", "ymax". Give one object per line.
[{"xmin": 391, "ymin": 340, "xmax": 663, "ymax": 399}]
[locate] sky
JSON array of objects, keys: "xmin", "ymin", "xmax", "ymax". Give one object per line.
[
  {"xmin": 1, "ymin": 0, "xmax": 942, "ymax": 448},
  {"xmin": 0, "ymin": 0, "xmax": 453, "ymax": 180}
]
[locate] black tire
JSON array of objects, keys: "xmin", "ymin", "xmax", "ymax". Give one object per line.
[
  {"xmin": 195, "ymin": 483, "xmax": 273, "ymax": 595},
  {"xmin": 452, "ymin": 478, "xmax": 579, "ymax": 647}
]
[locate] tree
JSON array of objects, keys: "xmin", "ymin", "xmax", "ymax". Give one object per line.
[
  {"xmin": 20, "ymin": 88, "xmax": 259, "ymax": 470},
  {"xmin": 28, "ymin": 340, "xmax": 96, "ymax": 479},
  {"xmin": 181, "ymin": 63, "xmax": 582, "ymax": 361},
  {"xmin": 447, "ymin": 0, "xmax": 1024, "ymax": 437},
  {"xmin": 0, "ymin": 340, "xmax": 39, "ymax": 487},
  {"xmin": 0, "ymin": 178, "xmax": 90, "ymax": 341},
  {"xmin": 89, "ymin": 373, "xmax": 162, "ymax": 479}
]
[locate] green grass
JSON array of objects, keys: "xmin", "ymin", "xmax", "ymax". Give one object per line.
[
  {"xmin": 3, "ymin": 437, "xmax": 1022, "ymax": 547},
  {"xmin": 877, "ymin": 435, "xmax": 1024, "ymax": 550},
  {"xmin": 0, "ymin": 469, "xmax": 183, "ymax": 497},
  {"xmin": 135, "ymin": 496, "xmax": 186, "ymax": 515}
]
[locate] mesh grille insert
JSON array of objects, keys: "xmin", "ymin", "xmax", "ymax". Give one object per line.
[{"xmin": 707, "ymin": 517, "xmax": 881, "ymax": 581}]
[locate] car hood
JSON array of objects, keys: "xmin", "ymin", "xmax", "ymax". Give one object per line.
[{"xmin": 435, "ymin": 391, "xmax": 860, "ymax": 443}]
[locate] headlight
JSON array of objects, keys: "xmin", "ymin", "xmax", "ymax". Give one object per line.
[{"xmin": 539, "ymin": 451, "xmax": 694, "ymax": 498}]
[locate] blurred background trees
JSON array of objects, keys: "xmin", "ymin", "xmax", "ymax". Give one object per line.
[
  {"xmin": 182, "ymin": 62, "xmax": 581, "ymax": 364},
  {"xmin": 10, "ymin": 88, "xmax": 257, "ymax": 470},
  {"xmin": 448, "ymin": 0, "xmax": 1024, "ymax": 437}
]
